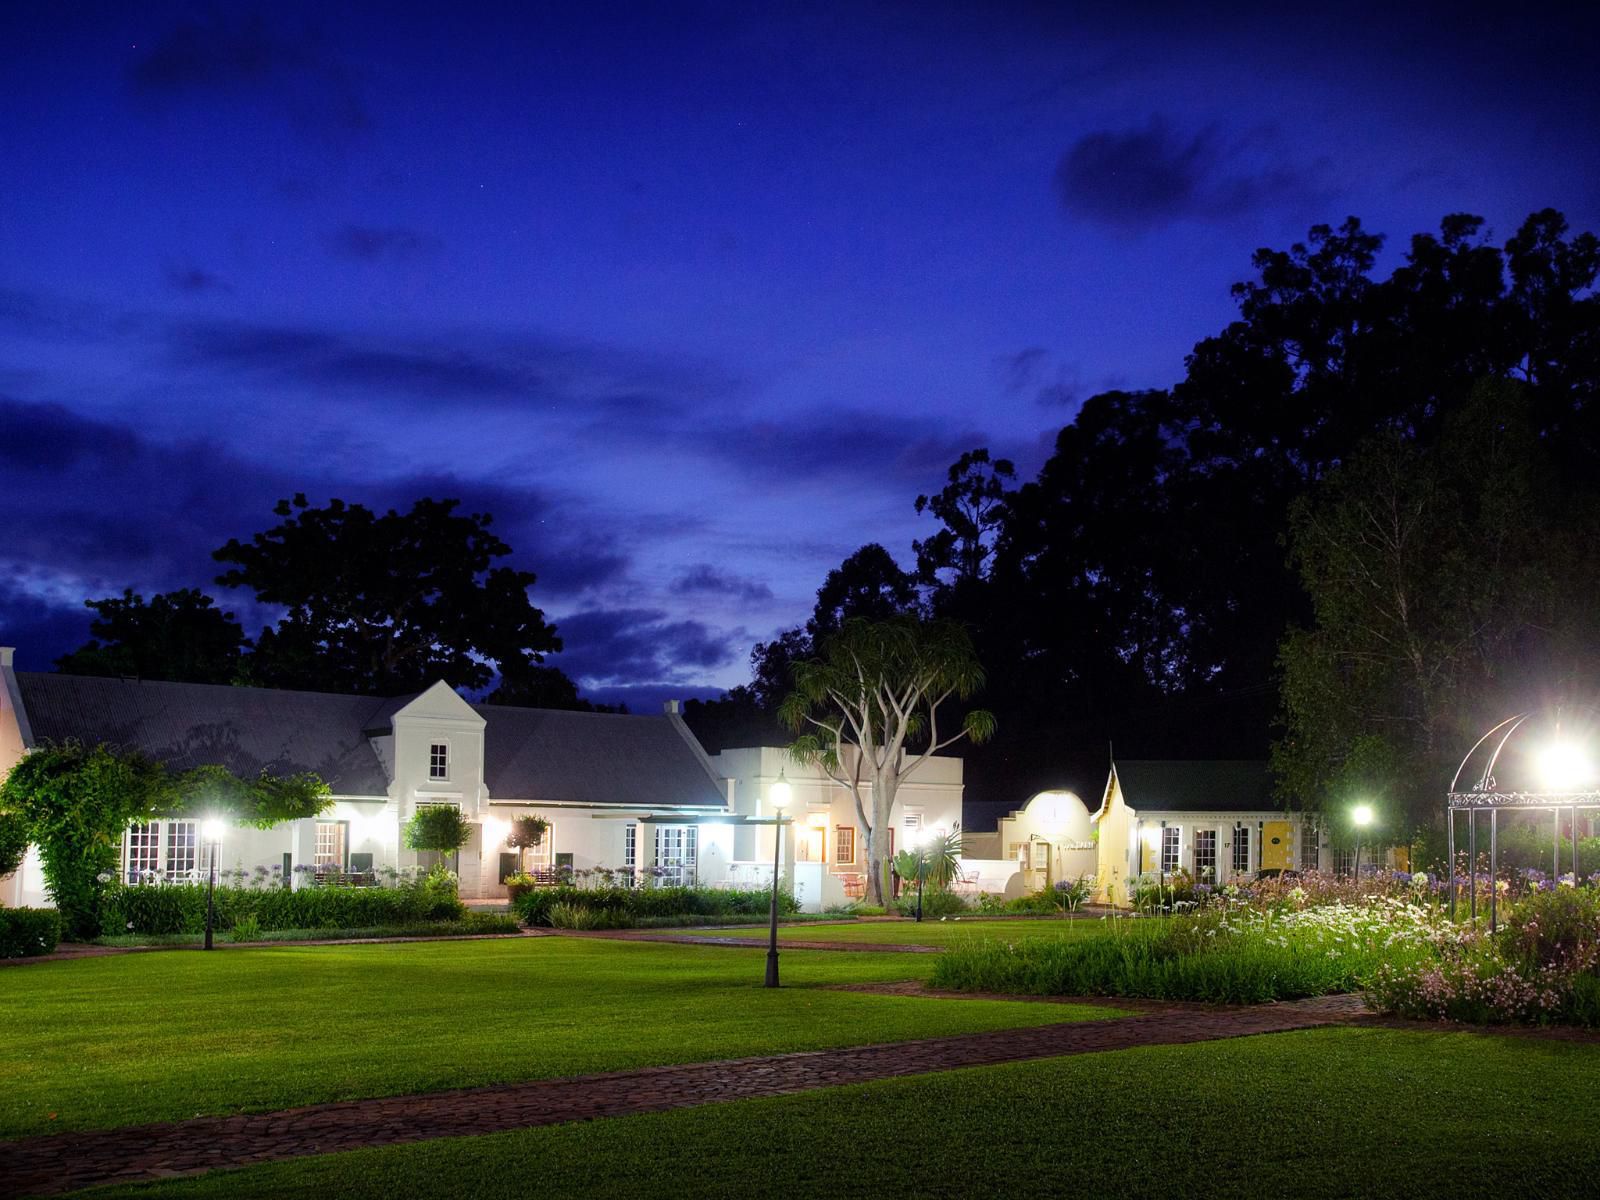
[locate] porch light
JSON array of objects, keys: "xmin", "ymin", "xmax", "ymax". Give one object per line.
[{"xmin": 1538, "ymin": 741, "xmax": 1596, "ymax": 791}]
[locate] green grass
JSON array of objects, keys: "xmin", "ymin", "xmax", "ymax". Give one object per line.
[
  {"xmin": 70, "ymin": 1026, "xmax": 1600, "ymax": 1200},
  {"xmin": 758, "ymin": 917, "xmax": 1110, "ymax": 945},
  {"xmin": 0, "ymin": 937, "xmax": 1123, "ymax": 1139}
]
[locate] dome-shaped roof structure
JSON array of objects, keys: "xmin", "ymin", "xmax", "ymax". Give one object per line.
[{"xmin": 1450, "ymin": 707, "xmax": 1600, "ymax": 803}]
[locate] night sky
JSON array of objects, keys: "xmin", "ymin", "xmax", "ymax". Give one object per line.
[{"xmin": 4, "ymin": 2, "xmax": 1598, "ymax": 707}]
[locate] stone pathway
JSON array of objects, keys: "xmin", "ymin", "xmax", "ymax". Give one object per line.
[{"xmin": 1, "ymin": 995, "xmax": 1363, "ymax": 1198}]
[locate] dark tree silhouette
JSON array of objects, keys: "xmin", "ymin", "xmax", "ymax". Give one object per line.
[
  {"xmin": 55, "ymin": 589, "xmax": 249, "ymax": 685},
  {"xmin": 215, "ymin": 494, "xmax": 561, "ymax": 696}
]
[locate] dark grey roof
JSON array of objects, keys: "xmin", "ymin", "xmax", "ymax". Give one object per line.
[
  {"xmin": 474, "ymin": 704, "xmax": 726, "ymax": 809},
  {"xmin": 1114, "ymin": 760, "xmax": 1280, "ymax": 814},
  {"xmin": 16, "ymin": 673, "xmax": 392, "ymax": 796}
]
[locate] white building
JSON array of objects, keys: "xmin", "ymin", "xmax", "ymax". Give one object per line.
[{"xmin": 0, "ymin": 649, "xmax": 964, "ymax": 912}]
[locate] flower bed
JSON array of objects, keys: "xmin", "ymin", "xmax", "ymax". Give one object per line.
[{"xmin": 931, "ymin": 899, "xmax": 1443, "ymax": 1004}]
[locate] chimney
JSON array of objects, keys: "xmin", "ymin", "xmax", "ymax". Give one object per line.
[
  {"xmin": 662, "ymin": 699, "xmax": 680, "ymax": 715},
  {"xmin": 0, "ymin": 647, "xmax": 13, "ymax": 668}
]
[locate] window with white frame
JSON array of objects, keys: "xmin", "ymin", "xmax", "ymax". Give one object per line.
[
  {"xmin": 903, "ymin": 811, "xmax": 923, "ymax": 839},
  {"xmin": 1192, "ymin": 829, "xmax": 1217, "ymax": 881},
  {"xmin": 165, "ymin": 821, "xmax": 199, "ymax": 879},
  {"xmin": 1232, "ymin": 826, "xmax": 1250, "ymax": 873},
  {"xmin": 1160, "ymin": 826, "xmax": 1181, "ymax": 874},
  {"xmin": 835, "ymin": 826, "xmax": 856, "ymax": 865},
  {"xmin": 123, "ymin": 820, "xmax": 200, "ymax": 882},
  {"xmin": 654, "ymin": 825, "xmax": 697, "ymax": 887},
  {"xmin": 624, "ymin": 823, "xmax": 638, "ymax": 880},
  {"xmin": 428, "ymin": 742, "xmax": 449, "ymax": 780},
  {"xmin": 1334, "ymin": 846, "xmax": 1355, "ymax": 877},
  {"xmin": 1301, "ymin": 821, "xmax": 1320, "ymax": 870},
  {"xmin": 126, "ymin": 822, "xmax": 161, "ymax": 882},
  {"xmin": 315, "ymin": 821, "xmax": 348, "ymax": 869}
]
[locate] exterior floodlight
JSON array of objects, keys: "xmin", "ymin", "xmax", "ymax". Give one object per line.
[
  {"xmin": 1538, "ymin": 742, "xmax": 1596, "ymax": 791},
  {"xmin": 1141, "ymin": 824, "xmax": 1162, "ymax": 848},
  {"xmin": 769, "ymin": 768, "xmax": 792, "ymax": 811},
  {"xmin": 201, "ymin": 816, "xmax": 226, "ymax": 841},
  {"xmin": 1351, "ymin": 804, "xmax": 1373, "ymax": 828}
]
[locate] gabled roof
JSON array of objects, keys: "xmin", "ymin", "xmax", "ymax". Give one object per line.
[
  {"xmin": 15, "ymin": 673, "xmax": 392, "ymax": 796},
  {"xmin": 11, "ymin": 671, "xmax": 731, "ymax": 810},
  {"xmin": 473, "ymin": 704, "xmax": 727, "ymax": 809},
  {"xmin": 1111, "ymin": 759, "xmax": 1280, "ymax": 815}
]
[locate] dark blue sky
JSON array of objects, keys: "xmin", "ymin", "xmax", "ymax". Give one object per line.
[{"xmin": 4, "ymin": 2, "xmax": 1598, "ymax": 706}]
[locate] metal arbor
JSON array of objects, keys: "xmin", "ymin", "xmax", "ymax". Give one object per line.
[{"xmin": 1448, "ymin": 711, "xmax": 1600, "ymax": 931}]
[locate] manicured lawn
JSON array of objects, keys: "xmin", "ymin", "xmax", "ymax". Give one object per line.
[
  {"xmin": 761, "ymin": 917, "xmax": 1111, "ymax": 945},
  {"xmin": 72, "ymin": 1026, "xmax": 1600, "ymax": 1199},
  {"xmin": 0, "ymin": 937, "xmax": 1123, "ymax": 1139}
]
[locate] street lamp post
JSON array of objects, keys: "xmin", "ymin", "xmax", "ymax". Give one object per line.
[
  {"xmin": 914, "ymin": 833, "xmax": 926, "ymax": 923},
  {"xmin": 1351, "ymin": 804, "xmax": 1373, "ymax": 880},
  {"xmin": 765, "ymin": 769, "xmax": 791, "ymax": 988},
  {"xmin": 201, "ymin": 816, "xmax": 225, "ymax": 951}
]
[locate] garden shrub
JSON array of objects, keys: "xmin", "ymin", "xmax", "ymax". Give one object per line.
[
  {"xmin": 894, "ymin": 887, "xmax": 971, "ymax": 917},
  {"xmin": 228, "ymin": 914, "xmax": 262, "ymax": 943},
  {"xmin": 514, "ymin": 885, "xmax": 796, "ymax": 927},
  {"xmin": 99, "ymin": 876, "xmax": 464, "ymax": 935},
  {"xmin": 0, "ymin": 907, "xmax": 62, "ymax": 958}
]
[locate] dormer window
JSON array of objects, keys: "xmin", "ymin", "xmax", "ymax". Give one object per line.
[{"xmin": 429, "ymin": 742, "xmax": 449, "ymax": 780}]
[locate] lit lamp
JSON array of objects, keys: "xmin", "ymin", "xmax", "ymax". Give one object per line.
[
  {"xmin": 1538, "ymin": 741, "xmax": 1596, "ymax": 791},
  {"xmin": 765, "ymin": 769, "xmax": 791, "ymax": 988},
  {"xmin": 201, "ymin": 816, "xmax": 225, "ymax": 951},
  {"xmin": 1351, "ymin": 804, "xmax": 1373, "ymax": 879}
]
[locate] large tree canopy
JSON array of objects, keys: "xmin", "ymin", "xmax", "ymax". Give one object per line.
[
  {"xmin": 781, "ymin": 617, "xmax": 995, "ymax": 905},
  {"xmin": 214, "ymin": 494, "xmax": 563, "ymax": 696},
  {"xmin": 1272, "ymin": 381, "xmax": 1600, "ymax": 833},
  {"xmin": 714, "ymin": 208, "xmax": 1600, "ymax": 815},
  {"xmin": 54, "ymin": 589, "xmax": 249, "ymax": 685}
]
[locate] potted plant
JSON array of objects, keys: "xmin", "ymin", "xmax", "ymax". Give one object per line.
[{"xmin": 506, "ymin": 815, "xmax": 551, "ymax": 872}]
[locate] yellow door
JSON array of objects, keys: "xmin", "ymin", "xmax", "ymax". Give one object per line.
[
  {"xmin": 1393, "ymin": 845, "xmax": 1410, "ymax": 872},
  {"xmin": 1261, "ymin": 821, "xmax": 1292, "ymax": 871}
]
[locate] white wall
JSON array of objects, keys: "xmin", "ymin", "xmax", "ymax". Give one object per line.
[{"xmin": 711, "ymin": 745, "xmax": 965, "ymax": 910}]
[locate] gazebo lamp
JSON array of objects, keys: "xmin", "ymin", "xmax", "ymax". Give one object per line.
[{"xmin": 1538, "ymin": 741, "xmax": 1597, "ymax": 792}]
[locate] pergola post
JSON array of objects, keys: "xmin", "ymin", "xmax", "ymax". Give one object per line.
[
  {"xmin": 1489, "ymin": 809, "xmax": 1498, "ymax": 933},
  {"xmin": 1447, "ymin": 807, "xmax": 1456, "ymax": 920},
  {"xmin": 1469, "ymin": 809, "xmax": 1477, "ymax": 925}
]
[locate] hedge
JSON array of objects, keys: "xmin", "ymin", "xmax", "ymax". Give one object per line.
[
  {"xmin": 98, "ymin": 882, "xmax": 464, "ymax": 935},
  {"xmin": 514, "ymin": 885, "xmax": 797, "ymax": 927},
  {"xmin": 0, "ymin": 907, "xmax": 62, "ymax": 958}
]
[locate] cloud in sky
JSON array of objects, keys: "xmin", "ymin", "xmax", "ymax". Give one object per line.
[
  {"xmin": 127, "ymin": 12, "xmax": 371, "ymax": 137},
  {"xmin": 327, "ymin": 225, "xmax": 443, "ymax": 262},
  {"xmin": 670, "ymin": 563, "xmax": 774, "ymax": 604},
  {"xmin": 1055, "ymin": 117, "xmax": 1326, "ymax": 229},
  {"xmin": 549, "ymin": 607, "xmax": 746, "ymax": 689}
]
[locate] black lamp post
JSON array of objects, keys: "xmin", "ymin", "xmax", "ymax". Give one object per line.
[
  {"xmin": 202, "ymin": 817, "xmax": 224, "ymax": 950},
  {"xmin": 765, "ymin": 769, "xmax": 791, "ymax": 988}
]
